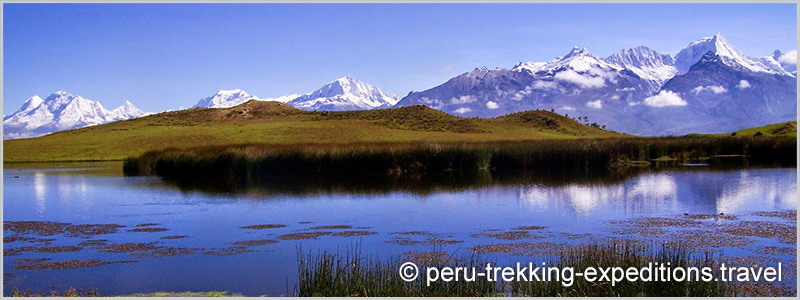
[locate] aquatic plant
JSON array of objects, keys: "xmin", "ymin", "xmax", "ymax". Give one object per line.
[
  {"xmin": 122, "ymin": 136, "xmax": 796, "ymax": 192},
  {"xmin": 295, "ymin": 242, "xmax": 738, "ymax": 296}
]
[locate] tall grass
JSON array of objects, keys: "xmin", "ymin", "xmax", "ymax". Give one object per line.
[
  {"xmin": 295, "ymin": 241, "xmax": 734, "ymax": 296},
  {"xmin": 124, "ymin": 137, "xmax": 795, "ymax": 191}
]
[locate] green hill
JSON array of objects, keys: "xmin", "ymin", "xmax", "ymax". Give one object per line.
[
  {"xmin": 3, "ymin": 101, "xmax": 621, "ymax": 162},
  {"xmin": 730, "ymin": 121, "xmax": 797, "ymax": 138},
  {"xmin": 686, "ymin": 121, "xmax": 797, "ymax": 138}
]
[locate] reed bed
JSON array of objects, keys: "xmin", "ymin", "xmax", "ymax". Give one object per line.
[
  {"xmin": 295, "ymin": 242, "xmax": 735, "ymax": 296},
  {"xmin": 123, "ymin": 137, "xmax": 795, "ymax": 191}
]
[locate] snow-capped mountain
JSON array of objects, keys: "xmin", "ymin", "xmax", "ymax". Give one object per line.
[
  {"xmin": 110, "ymin": 100, "xmax": 146, "ymax": 120},
  {"xmin": 262, "ymin": 94, "xmax": 300, "ymax": 103},
  {"xmin": 513, "ymin": 47, "xmax": 622, "ymax": 75},
  {"xmin": 606, "ymin": 46, "xmax": 677, "ymax": 92},
  {"xmin": 287, "ymin": 76, "xmax": 398, "ymax": 111},
  {"xmin": 642, "ymin": 51, "xmax": 797, "ymax": 135},
  {"xmin": 193, "ymin": 89, "xmax": 256, "ymax": 108},
  {"xmin": 397, "ymin": 33, "xmax": 796, "ymax": 135},
  {"xmin": 399, "ymin": 46, "xmax": 652, "ymax": 131},
  {"xmin": 673, "ymin": 33, "xmax": 778, "ymax": 76},
  {"xmin": 766, "ymin": 49, "xmax": 797, "ymax": 76},
  {"xmin": 193, "ymin": 89, "xmax": 300, "ymax": 108},
  {"xmin": 4, "ymin": 91, "xmax": 147, "ymax": 139}
]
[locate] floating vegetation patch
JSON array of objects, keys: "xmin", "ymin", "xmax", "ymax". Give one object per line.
[
  {"xmin": 3, "ymin": 235, "xmax": 56, "ymax": 244},
  {"xmin": 130, "ymin": 247, "xmax": 199, "ymax": 258},
  {"xmin": 14, "ymin": 258, "xmax": 136, "ymax": 270},
  {"xmin": 613, "ymin": 227, "xmax": 667, "ymax": 236},
  {"xmin": 752, "ymin": 210, "xmax": 797, "ymax": 222},
  {"xmin": 127, "ymin": 227, "xmax": 168, "ymax": 233},
  {"xmin": 10, "ymin": 287, "xmax": 100, "ymax": 297},
  {"xmin": 3, "ymin": 221, "xmax": 70, "ymax": 236},
  {"xmin": 4, "ymin": 248, "xmax": 22, "ymax": 256},
  {"xmin": 663, "ymin": 230, "xmax": 752, "ymax": 249},
  {"xmin": 332, "ymin": 231, "xmax": 378, "ymax": 237},
  {"xmin": 682, "ymin": 213, "xmax": 737, "ymax": 221},
  {"xmin": 78, "ymin": 239, "xmax": 109, "ymax": 246},
  {"xmin": 718, "ymin": 221, "xmax": 796, "ymax": 245},
  {"xmin": 561, "ymin": 233, "xmax": 593, "ymax": 240},
  {"xmin": 386, "ymin": 237, "xmax": 463, "ymax": 246},
  {"xmin": 64, "ymin": 224, "xmax": 125, "ymax": 237},
  {"xmin": 202, "ymin": 247, "xmax": 255, "ymax": 256},
  {"xmin": 472, "ymin": 230, "xmax": 535, "ymax": 240},
  {"xmin": 16, "ymin": 245, "xmax": 82, "ymax": 253},
  {"xmin": 4, "ymin": 221, "xmax": 125, "ymax": 238},
  {"xmin": 241, "ymin": 224, "xmax": 287, "ymax": 230},
  {"xmin": 160, "ymin": 235, "xmax": 188, "ymax": 240},
  {"xmin": 279, "ymin": 231, "xmax": 332, "ymax": 240},
  {"xmin": 310, "ymin": 225, "xmax": 352, "ymax": 230},
  {"xmin": 232, "ymin": 239, "xmax": 278, "ymax": 247},
  {"xmin": 755, "ymin": 246, "xmax": 796, "ymax": 256},
  {"xmin": 402, "ymin": 251, "xmax": 461, "ymax": 265},
  {"xmin": 514, "ymin": 225, "xmax": 547, "ymax": 231},
  {"xmin": 94, "ymin": 242, "xmax": 161, "ymax": 253},
  {"xmin": 135, "ymin": 223, "xmax": 160, "ymax": 227},
  {"xmin": 611, "ymin": 217, "xmax": 703, "ymax": 228},
  {"xmin": 471, "ymin": 241, "xmax": 567, "ymax": 257},
  {"xmin": 392, "ymin": 231, "xmax": 431, "ymax": 236}
]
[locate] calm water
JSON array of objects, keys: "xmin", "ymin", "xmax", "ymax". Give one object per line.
[{"xmin": 3, "ymin": 162, "xmax": 797, "ymax": 296}]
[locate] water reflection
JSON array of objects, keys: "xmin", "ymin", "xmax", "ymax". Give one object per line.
[
  {"xmin": 517, "ymin": 168, "xmax": 796, "ymax": 218},
  {"xmin": 33, "ymin": 172, "xmax": 46, "ymax": 216}
]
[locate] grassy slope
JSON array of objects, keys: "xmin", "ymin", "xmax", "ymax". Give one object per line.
[
  {"xmin": 731, "ymin": 121, "xmax": 797, "ymax": 138},
  {"xmin": 4, "ymin": 101, "xmax": 620, "ymax": 162},
  {"xmin": 687, "ymin": 121, "xmax": 797, "ymax": 138}
]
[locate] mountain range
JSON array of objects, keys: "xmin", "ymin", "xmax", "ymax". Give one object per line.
[
  {"xmin": 397, "ymin": 33, "xmax": 797, "ymax": 135},
  {"xmin": 4, "ymin": 33, "xmax": 796, "ymax": 139},
  {"xmin": 3, "ymin": 91, "xmax": 148, "ymax": 139}
]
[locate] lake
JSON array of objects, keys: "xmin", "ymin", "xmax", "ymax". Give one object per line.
[{"xmin": 3, "ymin": 162, "xmax": 797, "ymax": 296}]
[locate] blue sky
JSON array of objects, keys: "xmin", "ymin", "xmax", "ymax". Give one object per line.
[{"xmin": 4, "ymin": 3, "xmax": 797, "ymax": 113}]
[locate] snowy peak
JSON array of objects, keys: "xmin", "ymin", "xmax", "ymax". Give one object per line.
[
  {"xmin": 4, "ymin": 91, "xmax": 147, "ymax": 139},
  {"xmin": 17, "ymin": 95, "xmax": 44, "ymax": 114},
  {"xmin": 674, "ymin": 33, "xmax": 773, "ymax": 75},
  {"xmin": 607, "ymin": 46, "xmax": 675, "ymax": 70},
  {"xmin": 606, "ymin": 46, "xmax": 677, "ymax": 88},
  {"xmin": 110, "ymin": 100, "xmax": 146, "ymax": 120},
  {"xmin": 513, "ymin": 47, "xmax": 619, "ymax": 74},
  {"xmin": 563, "ymin": 46, "xmax": 590, "ymax": 59},
  {"xmin": 262, "ymin": 94, "xmax": 299, "ymax": 103},
  {"xmin": 287, "ymin": 76, "xmax": 398, "ymax": 111},
  {"xmin": 768, "ymin": 49, "xmax": 797, "ymax": 76},
  {"xmin": 193, "ymin": 89, "xmax": 256, "ymax": 108}
]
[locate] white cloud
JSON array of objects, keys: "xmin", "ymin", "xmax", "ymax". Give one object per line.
[
  {"xmin": 616, "ymin": 87, "xmax": 636, "ymax": 92},
  {"xmin": 554, "ymin": 70, "xmax": 606, "ymax": 89},
  {"xmin": 586, "ymin": 100, "xmax": 602, "ymax": 109},
  {"xmin": 531, "ymin": 81, "xmax": 558, "ymax": 90},
  {"xmin": 511, "ymin": 86, "xmax": 533, "ymax": 100},
  {"xmin": 450, "ymin": 95, "xmax": 477, "ymax": 105},
  {"xmin": 486, "ymin": 101, "xmax": 499, "ymax": 109},
  {"xmin": 610, "ymin": 95, "xmax": 620, "ymax": 100},
  {"xmin": 691, "ymin": 85, "xmax": 727, "ymax": 94},
  {"xmin": 643, "ymin": 90, "xmax": 687, "ymax": 107},
  {"xmin": 588, "ymin": 67, "xmax": 618, "ymax": 83},
  {"xmin": 736, "ymin": 80, "xmax": 751, "ymax": 90},
  {"xmin": 454, "ymin": 107, "xmax": 472, "ymax": 114},
  {"xmin": 559, "ymin": 105, "xmax": 576, "ymax": 111},
  {"xmin": 778, "ymin": 50, "xmax": 797, "ymax": 65},
  {"xmin": 420, "ymin": 97, "xmax": 444, "ymax": 109},
  {"xmin": 627, "ymin": 101, "xmax": 640, "ymax": 106}
]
